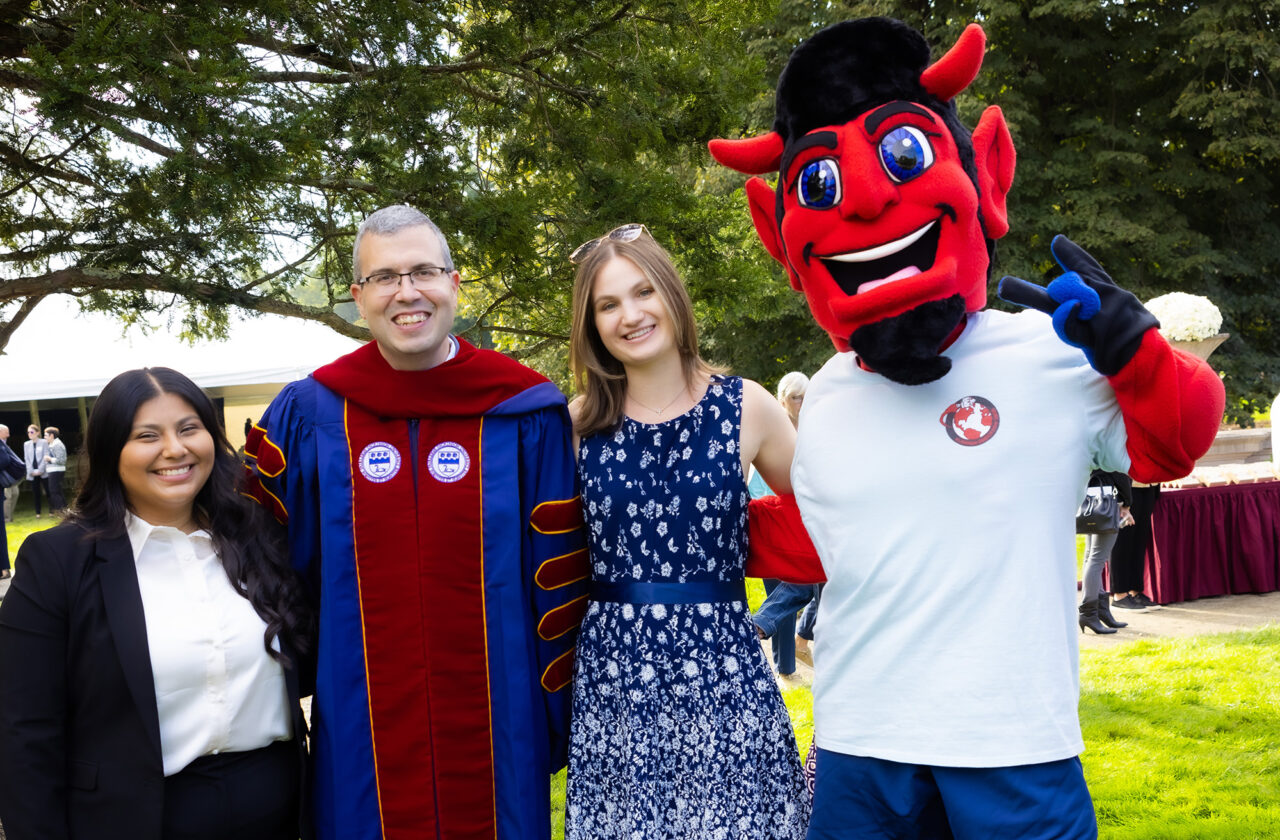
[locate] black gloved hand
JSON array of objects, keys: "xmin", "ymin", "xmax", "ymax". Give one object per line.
[{"xmin": 997, "ymin": 235, "xmax": 1158, "ymax": 376}]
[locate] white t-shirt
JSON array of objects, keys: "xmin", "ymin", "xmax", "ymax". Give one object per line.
[{"xmin": 793, "ymin": 309, "xmax": 1128, "ymax": 768}]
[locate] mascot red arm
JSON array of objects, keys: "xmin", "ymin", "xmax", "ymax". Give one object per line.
[{"xmin": 723, "ymin": 20, "xmax": 1223, "ymax": 582}]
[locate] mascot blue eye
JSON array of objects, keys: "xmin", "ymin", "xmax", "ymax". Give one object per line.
[
  {"xmin": 797, "ymin": 159, "xmax": 841, "ymax": 209},
  {"xmin": 879, "ymin": 126, "xmax": 935, "ymax": 183}
]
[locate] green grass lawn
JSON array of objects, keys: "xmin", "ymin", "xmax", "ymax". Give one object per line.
[
  {"xmin": 4, "ymin": 506, "xmax": 59, "ymax": 564},
  {"xmin": 1080, "ymin": 628, "xmax": 1280, "ymax": 838}
]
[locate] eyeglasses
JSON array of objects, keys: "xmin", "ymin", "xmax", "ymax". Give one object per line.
[
  {"xmin": 569, "ymin": 223, "xmax": 650, "ymax": 265},
  {"xmin": 357, "ymin": 266, "xmax": 453, "ymax": 291}
]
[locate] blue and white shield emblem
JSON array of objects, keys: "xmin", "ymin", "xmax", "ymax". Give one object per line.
[
  {"xmin": 358, "ymin": 441, "xmax": 401, "ymax": 483},
  {"xmin": 428, "ymin": 441, "xmax": 470, "ymax": 483}
]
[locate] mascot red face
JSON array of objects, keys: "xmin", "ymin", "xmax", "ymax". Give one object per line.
[{"xmin": 711, "ymin": 18, "xmax": 1016, "ymax": 385}]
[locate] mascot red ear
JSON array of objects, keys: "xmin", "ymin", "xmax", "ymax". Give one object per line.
[
  {"xmin": 972, "ymin": 106, "xmax": 1016, "ymax": 239},
  {"xmin": 742, "ymin": 176, "xmax": 799, "ymax": 288},
  {"xmin": 711, "ymin": 133, "xmax": 801, "ymax": 289}
]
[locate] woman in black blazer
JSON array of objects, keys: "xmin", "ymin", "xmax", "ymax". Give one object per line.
[{"xmin": 0, "ymin": 367, "xmax": 314, "ymax": 840}]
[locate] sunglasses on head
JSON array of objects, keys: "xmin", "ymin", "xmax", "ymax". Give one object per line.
[{"xmin": 569, "ymin": 223, "xmax": 650, "ymax": 265}]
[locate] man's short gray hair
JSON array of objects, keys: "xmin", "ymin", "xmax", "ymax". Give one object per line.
[
  {"xmin": 352, "ymin": 205, "xmax": 455, "ymax": 284},
  {"xmin": 776, "ymin": 371, "xmax": 809, "ymax": 400}
]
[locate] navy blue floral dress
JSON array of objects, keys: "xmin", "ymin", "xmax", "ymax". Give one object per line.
[{"xmin": 565, "ymin": 376, "xmax": 809, "ymax": 839}]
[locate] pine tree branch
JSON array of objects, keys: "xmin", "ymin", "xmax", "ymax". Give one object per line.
[{"xmin": 0, "ymin": 268, "xmax": 369, "ymax": 341}]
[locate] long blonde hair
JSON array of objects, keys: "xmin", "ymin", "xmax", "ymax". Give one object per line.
[{"xmin": 569, "ymin": 234, "xmax": 722, "ymax": 437}]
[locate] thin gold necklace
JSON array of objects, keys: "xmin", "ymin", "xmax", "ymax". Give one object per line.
[{"xmin": 629, "ymin": 386, "xmax": 688, "ymax": 416}]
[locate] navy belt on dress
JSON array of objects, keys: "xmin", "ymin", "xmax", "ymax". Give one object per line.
[{"xmin": 590, "ymin": 579, "xmax": 747, "ymax": 605}]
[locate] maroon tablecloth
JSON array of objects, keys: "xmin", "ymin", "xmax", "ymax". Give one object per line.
[{"xmin": 1147, "ymin": 480, "xmax": 1280, "ymax": 604}]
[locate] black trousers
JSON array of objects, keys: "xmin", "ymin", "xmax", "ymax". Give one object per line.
[
  {"xmin": 163, "ymin": 740, "xmax": 299, "ymax": 840},
  {"xmin": 1109, "ymin": 484, "xmax": 1161, "ymax": 594},
  {"xmin": 28, "ymin": 474, "xmax": 44, "ymax": 515},
  {"xmin": 44, "ymin": 471, "xmax": 65, "ymax": 511}
]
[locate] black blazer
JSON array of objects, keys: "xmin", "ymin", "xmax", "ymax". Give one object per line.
[{"xmin": 0, "ymin": 521, "xmax": 311, "ymax": 840}]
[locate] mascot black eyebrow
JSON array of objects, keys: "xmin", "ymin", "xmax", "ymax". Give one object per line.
[{"xmin": 717, "ymin": 18, "xmax": 1225, "ymax": 838}]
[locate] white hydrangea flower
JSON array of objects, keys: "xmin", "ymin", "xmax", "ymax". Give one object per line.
[{"xmin": 1145, "ymin": 292, "xmax": 1223, "ymax": 341}]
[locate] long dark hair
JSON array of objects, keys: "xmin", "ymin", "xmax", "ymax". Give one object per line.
[{"xmin": 71, "ymin": 367, "xmax": 312, "ymax": 662}]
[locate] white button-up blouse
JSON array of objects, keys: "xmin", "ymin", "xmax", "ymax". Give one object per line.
[{"xmin": 126, "ymin": 514, "xmax": 292, "ymax": 776}]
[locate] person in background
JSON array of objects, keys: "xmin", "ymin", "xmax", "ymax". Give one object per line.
[
  {"xmin": 22, "ymin": 424, "xmax": 47, "ymax": 518},
  {"xmin": 42, "ymin": 426, "xmax": 68, "ymax": 513},
  {"xmin": 751, "ymin": 371, "xmax": 822, "ymax": 673},
  {"xmin": 1, "ymin": 425, "xmax": 20, "ymax": 523},
  {"xmin": 564, "ymin": 224, "xmax": 809, "ymax": 838},
  {"xmin": 0, "ymin": 367, "xmax": 313, "ymax": 840},
  {"xmin": 1110, "ymin": 482, "xmax": 1162, "ymax": 610},
  {"xmin": 0, "ymin": 427, "xmax": 24, "ymax": 579},
  {"xmin": 1078, "ymin": 469, "xmax": 1134, "ymax": 634}
]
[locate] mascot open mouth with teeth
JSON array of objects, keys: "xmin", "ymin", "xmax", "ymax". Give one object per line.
[{"xmin": 714, "ymin": 18, "xmax": 1225, "ymax": 839}]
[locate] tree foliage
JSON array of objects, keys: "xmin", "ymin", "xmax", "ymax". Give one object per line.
[
  {"xmin": 2, "ymin": 0, "xmax": 1278, "ymax": 418},
  {"xmin": 0, "ymin": 0, "xmax": 773, "ymax": 374}
]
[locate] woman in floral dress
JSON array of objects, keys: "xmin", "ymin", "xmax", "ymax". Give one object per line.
[{"xmin": 563, "ymin": 224, "xmax": 810, "ymax": 839}]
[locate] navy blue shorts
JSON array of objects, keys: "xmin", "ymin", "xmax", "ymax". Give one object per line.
[{"xmin": 806, "ymin": 748, "xmax": 1097, "ymax": 840}]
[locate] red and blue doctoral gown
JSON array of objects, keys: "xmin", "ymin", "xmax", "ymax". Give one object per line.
[{"xmin": 245, "ymin": 339, "xmax": 588, "ymax": 840}]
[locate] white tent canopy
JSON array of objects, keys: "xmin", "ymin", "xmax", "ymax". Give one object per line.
[{"xmin": 0, "ymin": 295, "xmax": 365, "ymax": 408}]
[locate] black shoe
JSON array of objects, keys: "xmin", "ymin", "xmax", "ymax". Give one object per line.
[
  {"xmin": 1133, "ymin": 593, "xmax": 1160, "ymax": 608},
  {"xmin": 1097, "ymin": 595, "xmax": 1128, "ymax": 628},
  {"xmin": 1111, "ymin": 594, "xmax": 1147, "ymax": 610},
  {"xmin": 1079, "ymin": 600, "xmax": 1117, "ymax": 634}
]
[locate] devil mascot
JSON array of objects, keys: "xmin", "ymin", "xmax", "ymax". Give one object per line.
[{"xmin": 713, "ymin": 18, "xmax": 1225, "ymax": 839}]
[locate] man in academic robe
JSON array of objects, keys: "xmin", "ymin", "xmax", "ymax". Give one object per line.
[{"xmin": 246, "ymin": 205, "xmax": 589, "ymax": 840}]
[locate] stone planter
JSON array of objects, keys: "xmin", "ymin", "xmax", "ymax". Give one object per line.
[{"xmin": 1170, "ymin": 333, "xmax": 1229, "ymax": 361}]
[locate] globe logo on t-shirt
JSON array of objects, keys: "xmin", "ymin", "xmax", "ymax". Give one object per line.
[
  {"xmin": 938, "ymin": 396, "xmax": 1000, "ymax": 446},
  {"xmin": 428, "ymin": 441, "xmax": 471, "ymax": 483},
  {"xmin": 358, "ymin": 442, "xmax": 402, "ymax": 482}
]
